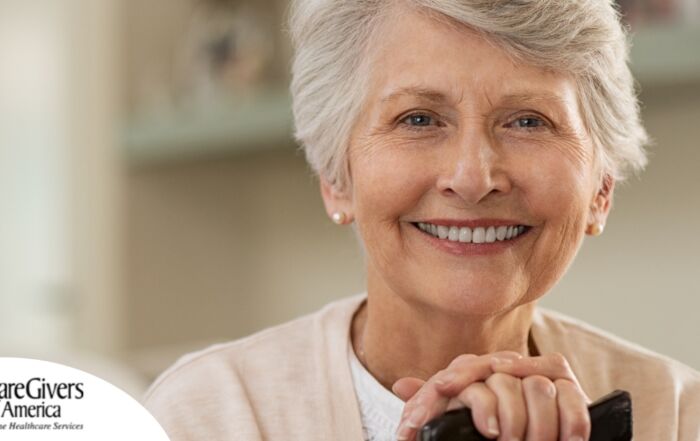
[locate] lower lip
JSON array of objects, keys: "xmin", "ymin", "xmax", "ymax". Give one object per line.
[{"xmin": 412, "ymin": 223, "xmax": 530, "ymax": 256}]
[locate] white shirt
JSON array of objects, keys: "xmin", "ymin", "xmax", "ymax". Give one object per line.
[{"xmin": 348, "ymin": 342, "xmax": 406, "ymax": 441}]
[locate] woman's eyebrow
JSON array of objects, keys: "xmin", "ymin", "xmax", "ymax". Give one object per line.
[
  {"xmin": 381, "ymin": 87, "xmax": 569, "ymax": 107},
  {"xmin": 498, "ymin": 92, "xmax": 569, "ymax": 107},
  {"xmin": 380, "ymin": 86, "xmax": 451, "ymax": 104}
]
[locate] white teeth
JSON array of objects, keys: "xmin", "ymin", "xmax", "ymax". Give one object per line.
[
  {"xmin": 496, "ymin": 226, "xmax": 507, "ymax": 241},
  {"xmin": 417, "ymin": 222, "xmax": 528, "ymax": 243},
  {"xmin": 448, "ymin": 226, "xmax": 459, "ymax": 241},
  {"xmin": 485, "ymin": 226, "xmax": 496, "ymax": 243},
  {"xmin": 458, "ymin": 227, "xmax": 471, "ymax": 243},
  {"xmin": 472, "ymin": 227, "xmax": 485, "ymax": 243}
]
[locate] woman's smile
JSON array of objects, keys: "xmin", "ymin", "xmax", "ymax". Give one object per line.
[{"xmin": 409, "ymin": 219, "xmax": 532, "ymax": 257}]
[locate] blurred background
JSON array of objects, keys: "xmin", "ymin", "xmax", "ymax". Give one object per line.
[{"xmin": 0, "ymin": 0, "xmax": 698, "ymax": 398}]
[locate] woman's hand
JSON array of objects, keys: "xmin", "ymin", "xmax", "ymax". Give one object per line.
[{"xmin": 393, "ymin": 352, "xmax": 591, "ymax": 441}]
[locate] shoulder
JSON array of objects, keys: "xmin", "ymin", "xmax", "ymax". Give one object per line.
[
  {"xmin": 143, "ymin": 294, "xmax": 365, "ymax": 440},
  {"xmin": 141, "ymin": 316, "xmax": 318, "ymax": 441},
  {"xmin": 146, "ymin": 294, "xmax": 363, "ymax": 398},
  {"xmin": 146, "ymin": 313, "xmax": 314, "ymax": 399},
  {"xmin": 534, "ymin": 306, "xmax": 699, "ymax": 382}
]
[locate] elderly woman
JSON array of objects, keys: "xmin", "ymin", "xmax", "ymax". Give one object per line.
[{"xmin": 144, "ymin": 0, "xmax": 700, "ymax": 440}]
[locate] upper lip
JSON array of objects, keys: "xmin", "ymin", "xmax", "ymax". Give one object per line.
[{"xmin": 413, "ymin": 218, "xmax": 529, "ymax": 228}]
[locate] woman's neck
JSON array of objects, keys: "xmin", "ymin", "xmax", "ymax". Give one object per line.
[{"xmin": 351, "ymin": 288, "xmax": 537, "ymax": 391}]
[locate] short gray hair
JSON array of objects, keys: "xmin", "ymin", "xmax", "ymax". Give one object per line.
[{"xmin": 289, "ymin": 0, "xmax": 649, "ymax": 190}]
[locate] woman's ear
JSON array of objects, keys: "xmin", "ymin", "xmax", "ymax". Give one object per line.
[
  {"xmin": 320, "ymin": 177, "xmax": 354, "ymax": 224},
  {"xmin": 586, "ymin": 174, "xmax": 615, "ymax": 235}
]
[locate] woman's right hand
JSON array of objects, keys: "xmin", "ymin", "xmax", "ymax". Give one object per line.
[{"xmin": 393, "ymin": 352, "xmax": 591, "ymax": 441}]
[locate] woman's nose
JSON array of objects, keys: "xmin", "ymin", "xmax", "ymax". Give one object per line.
[{"xmin": 436, "ymin": 129, "xmax": 512, "ymax": 205}]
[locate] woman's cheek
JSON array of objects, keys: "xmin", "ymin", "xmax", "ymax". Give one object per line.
[{"xmin": 356, "ymin": 141, "xmax": 433, "ymax": 197}]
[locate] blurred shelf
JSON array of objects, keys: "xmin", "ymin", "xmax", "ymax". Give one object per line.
[
  {"xmin": 630, "ymin": 25, "xmax": 700, "ymax": 85},
  {"xmin": 123, "ymin": 27, "xmax": 699, "ymax": 163},
  {"xmin": 123, "ymin": 89, "xmax": 294, "ymax": 163}
]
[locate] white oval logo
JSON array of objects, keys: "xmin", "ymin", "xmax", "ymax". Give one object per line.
[{"xmin": 0, "ymin": 357, "xmax": 170, "ymax": 440}]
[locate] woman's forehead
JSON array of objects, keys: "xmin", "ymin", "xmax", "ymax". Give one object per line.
[{"xmin": 366, "ymin": 8, "xmax": 578, "ymax": 109}]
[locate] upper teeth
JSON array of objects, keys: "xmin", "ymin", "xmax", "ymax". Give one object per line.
[{"xmin": 417, "ymin": 223, "xmax": 526, "ymax": 243}]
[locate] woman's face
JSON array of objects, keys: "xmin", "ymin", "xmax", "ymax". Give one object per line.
[{"xmin": 322, "ymin": 9, "xmax": 613, "ymax": 317}]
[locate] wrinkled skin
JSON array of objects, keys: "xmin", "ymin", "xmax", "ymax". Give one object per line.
[{"xmin": 320, "ymin": 6, "xmax": 612, "ymax": 441}]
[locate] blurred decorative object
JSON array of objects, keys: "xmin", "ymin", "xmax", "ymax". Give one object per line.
[
  {"xmin": 616, "ymin": 0, "xmax": 692, "ymax": 27},
  {"xmin": 679, "ymin": 0, "xmax": 700, "ymax": 24},
  {"xmin": 124, "ymin": 0, "xmax": 291, "ymax": 162},
  {"xmin": 175, "ymin": 1, "xmax": 274, "ymax": 109},
  {"xmin": 614, "ymin": 0, "xmax": 700, "ymax": 86}
]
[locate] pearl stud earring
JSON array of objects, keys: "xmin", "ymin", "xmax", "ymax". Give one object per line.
[
  {"xmin": 589, "ymin": 222, "xmax": 604, "ymax": 236},
  {"xmin": 331, "ymin": 211, "xmax": 347, "ymax": 225}
]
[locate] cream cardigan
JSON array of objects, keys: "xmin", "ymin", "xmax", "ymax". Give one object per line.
[{"xmin": 144, "ymin": 294, "xmax": 700, "ymax": 440}]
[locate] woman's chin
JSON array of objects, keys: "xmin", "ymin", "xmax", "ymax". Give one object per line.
[{"xmin": 420, "ymin": 287, "xmax": 527, "ymax": 319}]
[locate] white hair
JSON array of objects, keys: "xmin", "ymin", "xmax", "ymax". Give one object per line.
[{"xmin": 289, "ymin": 0, "xmax": 649, "ymax": 190}]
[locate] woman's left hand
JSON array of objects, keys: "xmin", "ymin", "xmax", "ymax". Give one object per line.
[{"xmin": 393, "ymin": 352, "xmax": 591, "ymax": 441}]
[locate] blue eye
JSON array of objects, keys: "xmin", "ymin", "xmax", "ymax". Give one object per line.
[
  {"xmin": 512, "ymin": 116, "xmax": 546, "ymax": 129},
  {"xmin": 403, "ymin": 113, "xmax": 434, "ymax": 127}
]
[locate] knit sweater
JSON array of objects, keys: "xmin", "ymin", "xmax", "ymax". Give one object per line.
[{"xmin": 144, "ymin": 294, "xmax": 700, "ymax": 440}]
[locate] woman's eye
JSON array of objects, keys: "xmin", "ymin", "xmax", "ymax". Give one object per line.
[
  {"xmin": 509, "ymin": 116, "xmax": 548, "ymax": 130},
  {"xmin": 400, "ymin": 113, "xmax": 436, "ymax": 128}
]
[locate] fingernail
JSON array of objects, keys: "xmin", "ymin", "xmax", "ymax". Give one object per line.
[
  {"xmin": 487, "ymin": 416, "xmax": 500, "ymax": 436},
  {"xmin": 569, "ymin": 437, "xmax": 584, "ymax": 441},
  {"xmin": 492, "ymin": 357, "xmax": 514, "ymax": 365},
  {"xmin": 545, "ymin": 382, "xmax": 557, "ymax": 398},
  {"xmin": 435, "ymin": 372, "xmax": 455, "ymax": 385},
  {"xmin": 407, "ymin": 405, "xmax": 428, "ymax": 428}
]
